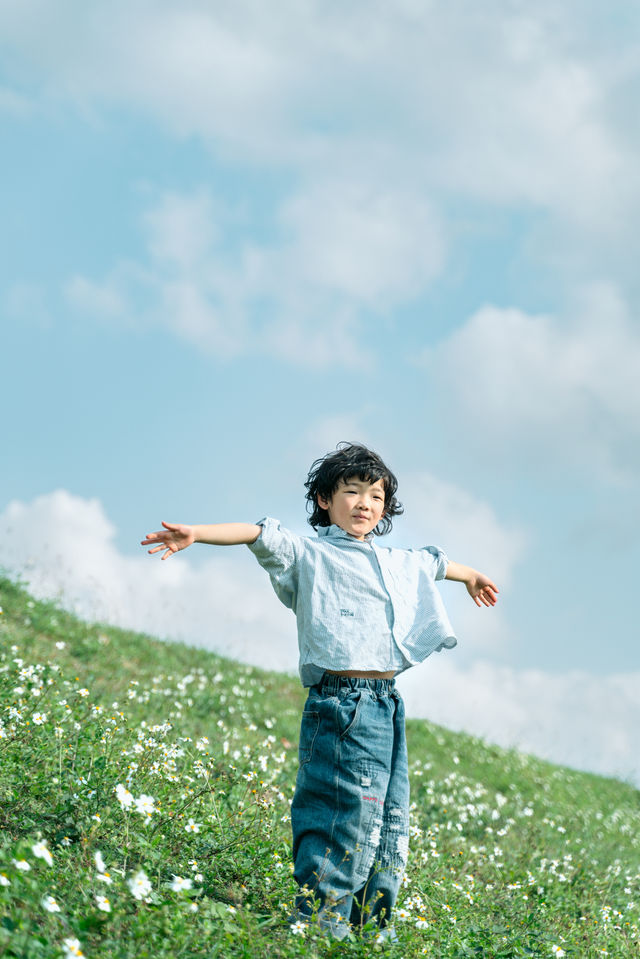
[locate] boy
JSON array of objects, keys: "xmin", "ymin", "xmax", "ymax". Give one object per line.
[{"xmin": 141, "ymin": 443, "xmax": 498, "ymax": 940}]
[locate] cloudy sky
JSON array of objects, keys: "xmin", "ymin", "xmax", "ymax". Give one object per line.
[{"xmin": 2, "ymin": 1, "xmax": 639, "ymax": 785}]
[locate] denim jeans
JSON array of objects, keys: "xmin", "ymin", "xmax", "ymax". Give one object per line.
[{"xmin": 290, "ymin": 674, "xmax": 410, "ymax": 939}]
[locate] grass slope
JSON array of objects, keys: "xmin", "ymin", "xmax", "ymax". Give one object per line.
[{"xmin": 1, "ymin": 575, "xmax": 639, "ymax": 958}]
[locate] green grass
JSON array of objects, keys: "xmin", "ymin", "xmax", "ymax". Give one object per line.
[{"xmin": 1, "ymin": 573, "xmax": 639, "ymax": 958}]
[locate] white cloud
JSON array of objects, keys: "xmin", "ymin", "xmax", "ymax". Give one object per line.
[
  {"xmin": 417, "ymin": 284, "xmax": 640, "ymax": 481},
  {"xmin": 278, "ymin": 183, "xmax": 444, "ymax": 307},
  {"xmin": 1, "ymin": 489, "xmax": 637, "ymax": 785},
  {"xmin": 64, "ymin": 180, "xmax": 444, "ymax": 368},
  {"xmin": 4, "ymin": 1, "xmax": 636, "ymax": 370},
  {"xmin": 397, "ymin": 657, "xmax": 640, "ymax": 786},
  {"xmin": 0, "ymin": 491, "xmax": 296, "ymax": 672},
  {"xmin": 66, "ymin": 275, "xmax": 128, "ymax": 319},
  {"xmin": 2, "ymin": 3, "xmax": 636, "ymax": 213},
  {"xmin": 142, "ymin": 189, "xmax": 219, "ymax": 268},
  {"xmin": 302, "ymin": 414, "xmax": 377, "ymax": 460},
  {"xmin": 396, "ymin": 472, "xmax": 528, "ymax": 655},
  {"xmin": 3, "ymin": 0, "xmax": 638, "ymax": 281},
  {"xmin": 400, "ymin": 473, "xmax": 527, "ymax": 587}
]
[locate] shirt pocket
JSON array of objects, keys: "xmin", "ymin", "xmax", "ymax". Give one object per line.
[{"xmin": 298, "ymin": 709, "xmax": 320, "ymax": 767}]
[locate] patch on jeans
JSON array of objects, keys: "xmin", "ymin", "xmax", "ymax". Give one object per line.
[
  {"xmin": 360, "ymin": 774, "xmax": 372, "ymax": 788},
  {"xmin": 396, "ymin": 832, "xmax": 409, "ymax": 864},
  {"xmin": 369, "ymin": 817, "xmax": 383, "ymax": 848},
  {"xmin": 377, "ymin": 808, "xmax": 409, "ymax": 868}
]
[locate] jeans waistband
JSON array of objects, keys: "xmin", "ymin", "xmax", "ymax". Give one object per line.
[{"xmin": 317, "ymin": 672, "xmax": 397, "ymax": 696}]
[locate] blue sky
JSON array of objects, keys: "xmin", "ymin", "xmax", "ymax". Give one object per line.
[{"xmin": 1, "ymin": 0, "xmax": 639, "ymax": 784}]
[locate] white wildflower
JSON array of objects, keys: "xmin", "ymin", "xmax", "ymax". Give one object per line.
[
  {"xmin": 115, "ymin": 783, "xmax": 134, "ymax": 809},
  {"xmin": 170, "ymin": 875, "xmax": 193, "ymax": 892},
  {"xmin": 134, "ymin": 793, "xmax": 156, "ymax": 816},
  {"xmin": 42, "ymin": 895, "xmax": 61, "ymax": 913},
  {"xmin": 128, "ymin": 869, "xmax": 152, "ymax": 901},
  {"xmin": 62, "ymin": 937, "xmax": 85, "ymax": 958},
  {"xmin": 32, "ymin": 841, "xmax": 53, "ymax": 866},
  {"xmin": 95, "ymin": 895, "xmax": 111, "ymax": 912}
]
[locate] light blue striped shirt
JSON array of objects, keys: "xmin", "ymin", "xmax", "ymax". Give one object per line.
[{"xmin": 247, "ymin": 517, "xmax": 457, "ymax": 686}]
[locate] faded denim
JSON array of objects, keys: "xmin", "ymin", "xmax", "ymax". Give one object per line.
[{"xmin": 290, "ymin": 674, "xmax": 410, "ymax": 939}]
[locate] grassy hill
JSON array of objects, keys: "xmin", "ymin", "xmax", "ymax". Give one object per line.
[{"xmin": 1, "ymin": 574, "xmax": 639, "ymax": 958}]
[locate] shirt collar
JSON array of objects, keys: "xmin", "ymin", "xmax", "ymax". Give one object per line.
[{"xmin": 316, "ymin": 523, "xmax": 375, "ymax": 544}]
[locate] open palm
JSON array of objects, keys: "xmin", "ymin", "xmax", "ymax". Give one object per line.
[{"xmin": 141, "ymin": 522, "xmax": 195, "ymax": 560}]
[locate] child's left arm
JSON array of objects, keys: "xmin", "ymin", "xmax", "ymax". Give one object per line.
[{"xmin": 445, "ymin": 561, "xmax": 499, "ymax": 607}]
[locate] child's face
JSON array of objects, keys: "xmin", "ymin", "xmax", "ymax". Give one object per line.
[{"xmin": 317, "ymin": 476, "xmax": 385, "ymax": 540}]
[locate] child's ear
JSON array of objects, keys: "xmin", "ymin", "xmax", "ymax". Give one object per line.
[{"xmin": 317, "ymin": 493, "xmax": 330, "ymax": 510}]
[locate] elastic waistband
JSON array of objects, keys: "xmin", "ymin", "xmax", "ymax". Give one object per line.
[{"xmin": 317, "ymin": 673, "xmax": 397, "ymax": 695}]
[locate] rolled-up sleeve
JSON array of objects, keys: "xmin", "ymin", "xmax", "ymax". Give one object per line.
[
  {"xmin": 246, "ymin": 517, "xmax": 301, "ymax": 610},
  {"xmin": 421, "ymin": 545, "xmax": 449, "ymax": 581}
]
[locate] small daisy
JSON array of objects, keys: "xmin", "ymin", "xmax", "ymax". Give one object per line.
[
  {"xmin": 94, "ymin": 850, "xmax": 107, "ymax": 873},
  {"xmin": 128, "ymin": 869, "xmax": 152, "ymax": 901},
  {"xmin": 115, "ymin": 783, "xmax": 134, "ymax": 809},
  {"xmin": 62, "ymin": 938, "xmax": 85, "ymax": 958},
  {"xmin": 185, "ymin": 818, "xmax": 201, "ymax": 833},
  {"xmin": 32, "ymin": 841, "xmax": 53, "ymax": 866},
  {"xmin": 13, "ymin": 859, "xmax": 31, "ymax": 872},
  {"xmin": 551, "ymin": 948, "xmax": 566, "ymax": 958},
  {"xmin": 95, "ymin": 895, "xmax": 111, "ymax": 912},
  {"xmin": 134, "ymin": 793, "xmax": 156, "ymax": 816},
  {"xmin": 0, "ymin": 874, "xmax": 10, "ymax": 886},
  {"xmin": 170, "ymin": 875, "xmax": 193, "ymax": 892},
  {"xmin": 32, "ymin": 712, "xmax": 47, "ymax": 725},
  {"xmin": 290, "ymin": 920, "xmax": 306, "ymax": 936},
  {"xmin": 42, "ymin": 895, "xmax": 61, "ymax": 913}
]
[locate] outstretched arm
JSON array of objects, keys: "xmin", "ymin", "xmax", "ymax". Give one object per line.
[
  {"xmin": 141, "ymin": 521, "xmax": 262, "ymax": 561},
  {"xmin": 445, "ymin": 561, "xmax": 499, "ymax": 607}
]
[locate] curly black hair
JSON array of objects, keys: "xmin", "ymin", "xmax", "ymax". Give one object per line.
[{"xmin": 304, "ymin": 442, "xmax": 403, "ymax": 536}]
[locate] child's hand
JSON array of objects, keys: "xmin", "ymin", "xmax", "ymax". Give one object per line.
[
  {"xmin": 141, "ymin": 522, "xmax": 195, "ymax": 560},
  {"xmin": 466, "ymin": 573, "xmax": 499, "ymax": 607}
]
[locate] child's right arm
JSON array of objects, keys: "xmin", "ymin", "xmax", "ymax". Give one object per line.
[{"xmin": 141, "ymin": 521, "xmax": 262, "ymax": 561}]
